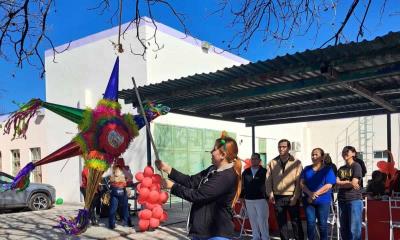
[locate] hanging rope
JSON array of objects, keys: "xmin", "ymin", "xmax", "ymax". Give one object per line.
[{"xmin": 117, "ymin": 0, "xmax": 123, "ymax": 53}]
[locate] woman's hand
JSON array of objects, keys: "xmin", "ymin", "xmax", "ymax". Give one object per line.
[
  {"xmin": 161, "ymin": 178, "xmax": 174, "ymax": 189},
  {"xmin": 311, "ymin": 192, "xmax": 319, "ymax": 200},
  {"xmin": 155, "ymin": 159, "xmax": 172, "ymax": 175}
]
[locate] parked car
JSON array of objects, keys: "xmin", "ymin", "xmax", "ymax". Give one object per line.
[{"xmin": 0, "ymin": 171, "xmax": 56, "ymax": 211}]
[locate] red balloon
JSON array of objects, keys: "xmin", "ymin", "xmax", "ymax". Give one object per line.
[
  {"xmin": 138, "ymin": 196, "xmax": 146, "ymax": 204},
  {"xmin": 152, "ymin": 174, "xmax": 162, "ymax": 183},
  {"xmin": 139, "ymin": 209, "xmax": 152, "ymax": 220},
  {"xmin": 150, "ymin": 183, "xmax": 161, "ymax": 191},
  {"xmin": 142, "ymin": 177, "xmax": 153, "ymax": 188},
  {"xmin": 148, "ymin": 190, "xmax": 160, "ymax": 204},
  {"xmin": 139, "ymin": 187, "xmax": 150, "ymax": 199},
  {"xmin": 149, "ymin": 218, "xmax": 160, "ymax": 229},
  {"xmin": 144, "ymin": 166, "xmax": 154, "ymax": 177},
  {"xmin": 135, "ymin": 172, "xmax": 144, "ymax": 181},
  {"xmin": 152, "ymin": 206, "xmax": 163, "ymax": 219},
  {"xmin": 159, "ymin": 191, "xmax": 169, "ymax": 203},
  {"xmin": 160, "ymin": 211, "xmax": 168, "ymax": 222},
  {"xmin": 138, "ymin": 219, "xmax": 150, "ymax": 231},
  {"xmin": 136, "ymin": 183, "xmax": 142, "ymax": 191},
  {"xmin": 146, "ymin": 203, "xmax": 161, "ymax": 210}
]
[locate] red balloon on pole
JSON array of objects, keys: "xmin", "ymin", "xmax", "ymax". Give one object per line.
[
  {"xmin": 144, "ymin": 166, "xmax": 154, "ymax": 177},
  {"xmin": 139, "ymin": 209, "xmax": 152, "ymax": 220},
  {"xmin": 139, "ymin": 187, "xmax": 150, "ymax": 199},
  {"xmin": 152, "ymin": 206, "xmax": 163, "ymax": 219},
  {"xmin": 159, "ymin": 191, "xmax": 169, "ymax": 203},
  {"xmin": 142, "ymin": 177, "xmax": 152, "ymax": 188},
  {"xmin": 138, "ymin": 219, "xmax": 150, "ymax": 231},
  {"xmin": 160, "ymin": 211, "xmax": 168, "ymax": 222},
  {"xmin": 149, "ymin": 218, "xmax": 160, "ymax": 229},
  {"xmin": 152, "ymin": 174, "xmax": 162, "ymax": 183},
  {"xmin": 150, "ymin": 183, "xmax": 161, "ymax": 191},
  {"xmin": 135, "ymin": 172, "xmax": 144, "ymax": 181},
  {"xmin": 148, "ymin": 190, "xmax": 160, "ymax": 204}
]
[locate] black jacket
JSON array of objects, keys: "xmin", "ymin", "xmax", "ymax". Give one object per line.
[
  {"xmin": 241, "ymin": 167, "xmax": 267, "ymax": 200},
  {"xmin": 170, "ymin": 165, "xmax": 237, "ymax": 238}
]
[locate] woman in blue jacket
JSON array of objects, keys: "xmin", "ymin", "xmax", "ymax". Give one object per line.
[{"xmin": 300, "ymin": 148, "xmax": 336, "ymax": 240}]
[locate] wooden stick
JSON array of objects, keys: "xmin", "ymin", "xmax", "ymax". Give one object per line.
[{"xmin": 131, "ymin": 77, "xmax": 163, "ymax": 177}]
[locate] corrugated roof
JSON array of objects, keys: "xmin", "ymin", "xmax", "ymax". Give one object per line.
[{"xmin": 119, "ymin": 32, "xmax": 400, "ymax": 126}]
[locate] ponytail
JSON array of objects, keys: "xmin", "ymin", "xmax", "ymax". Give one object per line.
[
  {"xmin": 232, "ymin": 158, "xmax": 242, "ymax": 208},
  {"xmin": 215, "ymin": 134, "xmax": 242, "ymax": 208}
]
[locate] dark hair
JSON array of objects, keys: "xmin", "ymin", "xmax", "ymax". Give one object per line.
[
  {"xmin": 324, "ymin": 153, "xmax": 333, "ymax": 165},
  {"xmin": 215, "ymin": 136, "xmax": 242, "ymax": 207},
  {"xmin": 342, "ymin": 146, "xmax": 356, "ymax": 158},
  {"xmin": 251, "ymin": 153, "xmax": 261, "ymax": 159},
  {"xmin": 312, "ymin": 148, "xmax": 325, "ymax": 157},
  {"xmin": 278, "ymin": 139, "xmax": 291, "ymax": 150}
]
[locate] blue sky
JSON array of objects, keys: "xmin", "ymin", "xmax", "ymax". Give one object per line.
[{"xmin": 0, "ymin": 0, "xmax": 399, "ymax": 114}]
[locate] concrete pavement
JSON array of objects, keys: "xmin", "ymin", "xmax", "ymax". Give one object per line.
[{"xmin": 0, "ymin": 203, "xmax": 191, "ymax": 240}]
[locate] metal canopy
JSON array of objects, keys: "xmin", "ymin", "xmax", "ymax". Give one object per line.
[{"xmin": 119, "ymin": 32, "xmax": 400, "ymax": 127}]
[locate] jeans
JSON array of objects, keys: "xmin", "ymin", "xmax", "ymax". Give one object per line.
[
  {"xmin": 274, "ymin": 195, "xmax": 304, "ymax": 240},
  {"xmin": 304, "ymin": 202, "xmax": 330, "ymax": 240},
  {"xmin": 339, "ymin": 199, "xmax": 363, "ymax": 240},
  {"xmin": 109, "ymin": 187, "xmax": 130, "ymax": 228}
]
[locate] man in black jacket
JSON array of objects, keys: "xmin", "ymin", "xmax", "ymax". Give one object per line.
[{"xmin": 241, "ymin": 153, "xmax": 269, "ymax": 240}]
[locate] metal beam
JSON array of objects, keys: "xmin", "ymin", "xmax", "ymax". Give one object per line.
[
  {"xmin": 344, "ymin": 82, "xmax": 397, "ymax": 112},
  {"xmin": 252, "ymin": 126, "xmax": 255, "ymax": 154},
  {"xmin": 249, "ymin": 108, "xmax": 392, "ymax": 126},
  {"xmin": 387, "ymin": 113, "xmax": 392, "ymax": 151},
  {"xmin": 155, "ymin": 63, "xmax": 400, "ymax": 109}
]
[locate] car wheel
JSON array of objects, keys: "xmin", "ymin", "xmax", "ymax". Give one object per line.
[{"xmin": 28, "ymin": 193, "xmax": 50, "ymax": 211}]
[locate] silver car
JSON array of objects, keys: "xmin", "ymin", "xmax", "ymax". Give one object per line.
[{"xmin": 0, "ymin": 171, "xmax": 56, "ymax": 211}]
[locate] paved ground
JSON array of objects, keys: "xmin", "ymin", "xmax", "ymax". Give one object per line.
[
  {"xmin": 0, "ymin": 202, "xmax": 322, "ymax": 240},
  {"xmin": 0, "ymin": 203, "xmax": 192, "ymax": 240}
]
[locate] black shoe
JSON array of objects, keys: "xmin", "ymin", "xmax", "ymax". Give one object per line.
[
  {"xmin": 91, "ymin": 217, "xmax": 99, "ymax": 226},
  {"xmin": 109, "ymin": 224, "xmax": 115, "ymax": 229}
]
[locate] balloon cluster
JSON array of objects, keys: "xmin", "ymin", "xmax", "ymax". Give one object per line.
[{"xmin": 135, "ymin": 166, "xmax": 169, "ymax": 231}]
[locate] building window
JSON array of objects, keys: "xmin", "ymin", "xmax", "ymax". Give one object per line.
[
  {"xmin": 30, "ymin": 148, "xmax": 42, "ymax": 183},
  {"xmin": 11, "ymin": 149, "xmax": 21, "ymax": 176},
  {"xmin": 374, "ymin": 150, "xmax": 388, "ymax": 159}
]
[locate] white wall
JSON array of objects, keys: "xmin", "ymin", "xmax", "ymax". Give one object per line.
[{"xmin": 43, "ymin": 19, "xmax": 248, "ymax": 203}]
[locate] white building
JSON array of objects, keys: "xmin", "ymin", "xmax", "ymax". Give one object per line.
[{"xmin": 1, "ymin": 18, "xmax": 399, "ymax": 203}]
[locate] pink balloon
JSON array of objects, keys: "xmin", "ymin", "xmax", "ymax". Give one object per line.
[
  {"xmin": 149, "ymin": 218, "xmax": 160, "ymax": 229},
  {"xmin": 160, "ymin": 211, "xmax": 168, "ymax": 222},
  {"xmin": 142, "ymin": 177, "xmax": 152, "ymax": 188},
  {"xmin": 145, "ymin": 202, "xmax": 157, "ymax": 210},
  {"xmin": 139, "ymin": 187, "xmax": 150, "ymax": 199},
  {"xmin": 138, "ymin": 219, "xmax": 150, "ymax": 231},
  {"xmin": 144, "ymin": 166, "xmax": 154, "ymax": 177},
  {"xmin": 152, "ymin": 174, "xmax": 162, "ymax": 183},
  {"xmin": 139, "ymin": 209, "xmax": 152, "ymax": 220},
  {"xmin": 152, "ymin": 206, "xmax": 163, "ymax": 219},
  {"xmin": 136, "ymin": 183, "xmax": 142, "ymax": 191},
  {"xmin": 135, "ymin": 172, "xmax": 144, "ymax": 181},
  {"xmin": 148, "ymin": 190, "xmax": 160, "ymax": 204},
  {"xmin": 159, "ymin": 191, "xmax": 169, "ymax": 203}
]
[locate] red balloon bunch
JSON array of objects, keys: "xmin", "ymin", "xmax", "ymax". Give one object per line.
[{"xmin": 135, "ymin": 166, "xmax": 169, "ymax": 231}]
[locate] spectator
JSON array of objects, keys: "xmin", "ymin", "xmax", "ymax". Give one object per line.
[
  {"xmin": 337, "ymin": 146, "xmax": 363, "ymax": 240},
  {"xmin": 108, "ymin": 158, "xmax": 133, "ymax": 229},
  {"xmin": 266, "ymin": 139, "xmax": 304, "ymax": 240},
  {"xmin": 301, "ymin": 148, "xmax": 336, "ymax": 240},
  {"xmin": 241, "ymin": 153, "xmax": 269, "ymax": 240}
]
